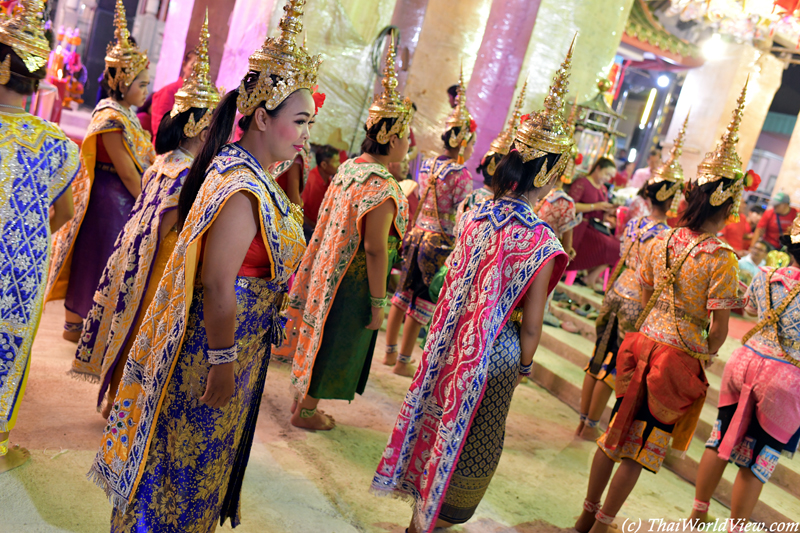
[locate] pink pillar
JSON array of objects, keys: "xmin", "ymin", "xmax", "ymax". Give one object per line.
[
  {"xmin": 389, "ymin": 0, "xmax": 430, "ymax": 92},
  {"xmin": 465, "ymin": 0, "xmax": 543, "ymax": 178}
]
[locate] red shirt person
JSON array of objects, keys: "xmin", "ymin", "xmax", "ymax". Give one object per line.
[
  {"xmin": 150, "ymin": 50, "xmax": 197, "ymax": 143},
  {"xmin": 754, "ymin": 192, "xmax": 798, "ymax": 249},
  {"xmin": 301, "ymin": 145, "xmax": 340, "ymax": 239}
]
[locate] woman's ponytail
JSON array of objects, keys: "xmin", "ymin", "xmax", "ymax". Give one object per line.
[{"xmin": 178, "ymin": 90, "xmax": 240, "ymax": 227}]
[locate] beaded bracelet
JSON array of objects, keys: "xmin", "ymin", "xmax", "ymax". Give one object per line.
[
  {"xmin": 519, "ymin": 361, "xmax": 533, "ymax": 376},
  {"xmin": 370, "ymin": 295, "xmax": 389, "ymax": 308},
  {"xmin": 208, "ymin": 344, "xmax": 238, "ymax": 365}
]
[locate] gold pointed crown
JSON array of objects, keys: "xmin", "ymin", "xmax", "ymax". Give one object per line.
[
  {"xmin": 0, "ymin": 0, "xmax": 51, "ymax": 83},
  {"xmin": 515, "ymin": 34, "xmax": 577, "ymax": 187},
  {"xmin": 236, "ymin": 0, "xmax": 321, "ymax": 116},
  {"xmin": 698, "ymin": 79, "xmax": 748, "ymax": 219},
  {"xmin": 365, "ymin": 33, "xmax": 414, "ymax": 144},
  {"xmin": 171, "ymin": 11, "xmax": 221, "ymax": 138},
  {"xmin": 104, "ymin": 0, "xmax": 149, "ymax": 92},
  {"xmin": 697, "ymin": 80, "xmax": 747, "ymax": 187},
  {"xmin": 444, "ymin": 66, "xmax": 474, "ymax": 149},
  {"xmin": 650, "ymin": 112, "xmax": 689, "ymax": 186},
  {"xmin": 488, "ymin": 81, "xmax": 527, "ymax": 156}
]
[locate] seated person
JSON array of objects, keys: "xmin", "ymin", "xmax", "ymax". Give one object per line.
[{"xmin": 738, "ymin": 240, "xmax": 768, "ymax": 285}]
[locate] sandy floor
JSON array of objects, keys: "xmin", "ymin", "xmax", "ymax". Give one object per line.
[{"xmin": 0, "ymin": 301, "xmax": 730, "ymax": 533}]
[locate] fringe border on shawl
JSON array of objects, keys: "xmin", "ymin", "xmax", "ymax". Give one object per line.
[
  {"xmin": 66, "ymin": 367, "xmax": 101, "ymax": 384},
  {"xmin": 86, "ymin": 462, "xmax": 130, "ymax": 513}
]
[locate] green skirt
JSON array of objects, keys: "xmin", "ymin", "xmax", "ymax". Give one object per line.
[{"xmin": 307, "ymin": 237, "xmax": 399, "ymax": 401}]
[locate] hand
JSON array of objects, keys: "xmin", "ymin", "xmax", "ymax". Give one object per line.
[
  {"xmin": 596, "ymin": 201, "xmax": 614, "ymax": 212},
  {"xmin": 565, "ymin": 246, "xmax": 577, "ymax": 260},
  {"xmin": 200, "ymin": 362, "xmax": 235, "ymax": 409},
  {"xmin": 366, "ymin": 305, "xmax": 385, "ymax": 330}
]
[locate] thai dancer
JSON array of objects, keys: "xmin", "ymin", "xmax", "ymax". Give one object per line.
[
  {"xmin": 372, "ymin": 39, "xmax": 575, "ymax": 533},
  {"xmin": 88, "ymin": 1, "xmax": 314, "ymax": 529}
]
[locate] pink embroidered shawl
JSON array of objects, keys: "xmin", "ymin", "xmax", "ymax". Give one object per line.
[{"xmin": 371, "ymin": 197, "xmax": 567, "ymax": 533}]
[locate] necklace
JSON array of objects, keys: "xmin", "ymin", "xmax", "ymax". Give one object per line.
[{"xmin": 0, "ymin": 103, "xmax": 25, "ymax": 111}]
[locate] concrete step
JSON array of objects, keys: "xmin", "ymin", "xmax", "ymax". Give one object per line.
[
  {"xmin": 530, "ymin": 342, "xmax": 800, "ymax": 518},
  {"xmin": 540, "ymin": 324, "xmax": 723, "ymax": 411}
]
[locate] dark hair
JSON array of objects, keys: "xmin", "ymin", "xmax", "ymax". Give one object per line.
[
  {"xmin": 101, "ymin": 67, "xmax": 125, "ymax": 101},
  {"xmin": 649, "ymin": 149, "xmax": 659, "ymax": 158},
  {"xmin": 154, "ymin": 107, "xmax": 208, "ymax": 155},
  {"xmin": 447, "ymin": 85, "xmax": 459, "ymax": 99},
  {"xmin": 183, "ymin": 49, "xmax": 197, "ymax": 65},
  {"xmin": 750, "ymin": 204, "xmax": 765, "ymax": 215},
  {"xmin": 476, "ymin": 152, "xmax": 502, "ymax": 187},
  {"xmin": 442, "ymin": 126, "xmax": 473, "ymax": 152},
  {"xmin": 361, "ymin": 117, "xmax": 399, "ymax": 156},
  {"xmin": 587, "ymin": 156, "xmax": 616, "ymax": 176},
  {"xmin": 779, "ymin": 234, "xmax": 800, "ymax": 264},
  {"xmin": 677, "ymin": 179, "xmax": 735, "ymax": 232},
  {"xmin": 177, "ymin": 71, "xmax": 292, "ymax": 226},
  {"xmin": 0, "ymin": 45, "xmax": 45, "ymax": 95},
  {"xmin": 492, "ymin": 147, "xmax": 561, "ymax": 200},
  {"xmin": 640, "ymin": 180, "xmax": 672, "ymax": 213},
  {"xmin": 314, "ymin": 144, "xmax": 339, "ymax": 167}
]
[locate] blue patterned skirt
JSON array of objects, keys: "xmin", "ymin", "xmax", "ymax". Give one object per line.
[
  {"xmin": 438, "ymin": 321, "xmax": 521, "ymax": 524},
  {"xmin": 110, "ymin": 276, "xmax": 283, "ymax": 533}
]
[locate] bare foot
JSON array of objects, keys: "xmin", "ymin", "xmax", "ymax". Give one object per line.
[
  {"xmin": 290, "ymin": 409, "xmax": 335, "ymax": 431},
  {"xmin": 290, "ymin": 399, "xmax": 297, "ymax": 414},
  {"xmin": 579, "ymin": 425, "xmax": 601, "ymax": 442},
  {"xmin": 575, "ymin": 509, "xmax": 595, "ymax": 533},
  {"xmin": 575, "ymin": 420, "xmax": 585, "ymax": 437},
  {"xmin": 0, "ymin": 444, "xmax": 30, "ymax": 473},
  {"xmin": 393, "ymin": 360, "xmax": 416, "ymax": 378},
  {"xmin": 383, "ymin": 351, "xmax": 398, "ymax": 366},
  {"xmin": 62, "ymin": 329, "xmax": 80, "ymax": 343}
]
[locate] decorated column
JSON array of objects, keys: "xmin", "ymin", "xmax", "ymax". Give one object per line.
[
  {"xmin": 465, "ymin": 0, "xmax": 543, "ymax": 172},
  {"xmin": 518, "ymin": 0, "xmax": 634, "ymax": 124},
  {"xmin": 766, "ymin": 112, "xmax": 800, "ymax": 203},
  {"xmin": 665, "ymin": 42, "xmax": 783, "ymax": 180},
  {"xmin": 388, "ymin": 0, "xmax": 431, "ymax": 91},
  {"xmin": 402, "ymin": 0, "xmax": 493, "ymax": 157}
]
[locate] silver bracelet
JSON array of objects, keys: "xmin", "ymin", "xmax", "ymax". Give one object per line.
[
  {"xmin": 208, "ymin": 344, "xmax": 238, "ymax": 365},
  {"xmin": 519, "ymin": 361, "xmax": 533, "ymax": 376},
  {"xmin": 370, "ymin": 294, "xmax": 390, "ymax": 308}
]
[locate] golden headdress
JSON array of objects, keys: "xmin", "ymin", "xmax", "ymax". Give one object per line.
[
  {"xmin": 790, "ymin": 211, "xmax": 800, "ymax": 244},
  {"xmin": 236, "ymin": 0, "xmax": 321, "ymax": 116},
  {"xmin": 697, "ymin": 79, "xmax": 748, "ymax": 220},
  {"xmin": 483, "ymin": 81, "xmax": 527, "ymax": 176},
  {"xmin": 0, "ymin": 0, "xmax": 51, "ymax": 84},
  {"xmin": 649, "ymin": 112, "xmax": 689, "ymax": 215},
  {"xmin": 444, "ymin": 66, "xmax": 475, "ymax": 161},
  {"xmin": 515, "ymin": 35, "xmax": 577, "ymax": 188},
  {"xmin": 170, "ymin": 11, "xmax": 221, "ymax": 138},
  {"xmin": 365, "ymin": 34, "xmax": 414, "ymax": 145},
  {"xmin": 104, "ymin": 0, "xmax": 149, "ymax": 92}
]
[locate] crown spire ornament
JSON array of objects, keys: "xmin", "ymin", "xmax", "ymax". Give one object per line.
[
  {"xmin": 482, "ymin": 81, "xmax": 527, "ymax": 177},
  {"xmin": 650, "ymin": 112, "xmax": 690, "ymax": 215},
  {"xmin": 104, "ymin": 0, "xmax": 149, "ymax": 92},
  {"xmin": 515, "ymin": 33, "xmax": 577, "ymax": 188},
  {"xmin": 170, "ymin": 11, "xmax": 221, "ymax": 138},
  {"xmin": 444, "ymin": 64, "xmax": 475, "ymax": 161},
  {"xmin": 698, "ymin": 79, "xmax": 748, "ymax": 220},
  {"xmin": 0, "ymin": 0, "xmax": 51, "ymax": 84},
  {"xmin": 365, "ymin": 32, "xmax": 414, "ymax": 145},
  {"xmin": 236, "ymin": 0, "xmax": 321, "ymax": 116}
]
